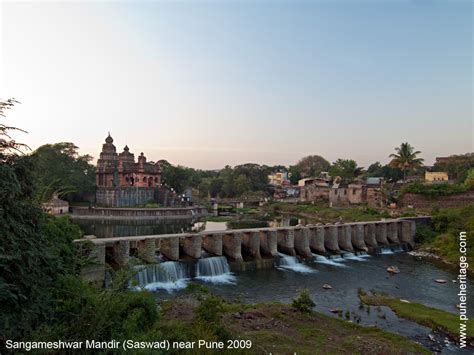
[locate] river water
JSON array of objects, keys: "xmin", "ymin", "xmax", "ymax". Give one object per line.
[{"xmin": 74, "ymin": 216, "xmax": 472, "ymax": 354}]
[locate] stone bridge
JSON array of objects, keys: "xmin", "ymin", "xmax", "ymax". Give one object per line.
[{"xmin": 75, "ymin": 219, "xmax": 416, "ymax": 283}]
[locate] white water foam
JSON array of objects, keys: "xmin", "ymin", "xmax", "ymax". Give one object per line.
[
  {"xmin": 312, "ymin": 254, "xmax": 348, "ymax": 267},
  {"xmin": 195, "ymin": 256, "xmax": 236, "ymax": 284},
  {"xmin": 277, "ymin": 253, "xmax": 315, "ymax": 273}
]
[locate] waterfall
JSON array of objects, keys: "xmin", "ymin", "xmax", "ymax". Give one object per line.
[
  {"xmin": 341, "ymin": 252, "xmax": 370, "ymax": 262},
  {"xmin": 277, "ymin": 253, "xmax": 315, "ymax": 273},
  {"xmin": 195, "ymin": 256, "xmax": 236, "ymax": 284},
  {"xmin": 312, "ymin": 254, "xmax": 347, "ymax": 267},
  {"xmin": 131, "ymin": 261, "xmax": 191, "ymax": 292}
]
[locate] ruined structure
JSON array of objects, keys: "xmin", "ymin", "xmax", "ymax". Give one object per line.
[{"xmin": 95, "ymin": 134, "xmax": 163, "ymax": 207}]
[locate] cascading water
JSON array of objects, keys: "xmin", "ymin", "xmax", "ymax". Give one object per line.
[
  {"xmin": 312, "ymin": 254, "xmax": 347, "ymax": 267},
  {"xmin": 277, "ymin": 253, "xmax": 315, "ymax": 273},
  {"xmin": 131, "ymin": 261, "xmax": 191, "ymax": 292},
  {"xmin": 195, "ymin": 256, "xmax": 236, "ymax": 284},
  {"xmin": 341, "ymin": 252, "xmax": 370, "ymax": 262}
]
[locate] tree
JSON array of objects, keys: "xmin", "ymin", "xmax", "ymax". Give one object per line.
[
  {"xmin": 389, "ymin": 142, "xmax": 424, "ymax": 183},
  {"xmin": 464, "ymin": 168, "xmax": 474, "ymax": 190},
  {"xmin": 367, "ymin": 161, "xmax": 403, "ymax": 182},
  {"xmin": 0, "ymin": 98, "xmax": 29, "ymax": 156},
  {"xmin": 329, "ymin": 159, "xmax": 364, "ymax": 183},
  {"xmin": 294, "ymin": 155, "xmax": 330, "ymax": 178},
  {"xmin": 434, "ymin": 153, "xmax": 474, "ymax": 183},
  {"xmin": 30, "ymin": 143, "xmax": 96, "ymax": 202}
]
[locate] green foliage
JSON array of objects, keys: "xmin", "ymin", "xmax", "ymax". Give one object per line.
[
  {"xmin": 415, "ymin": 224, "xmax": 437, "ymax": 244},
  {"xmin": 388, "ymin": 142, "xmax": 424, "ymax": 182},
  {"xmin": 422, "ymin": 204, "xmax": 474, "ymax": 263},
  {"xmin": 367, "ymin": 161, "xmax": 403, "ymax": 181},
  {"xmin": 402, "ymin": 181, "xmax": 469, "ymax": 197},
  {"xmin": 463, "ymin": 168, "xmax": 474, "ymax": 189},
  {"xmin": 329, "ymin": 159, "xmax": 364, "ymax": 183},
  {"xmin": 292, "ymin": 155, "xmax": 330, "ymax": 179},
  {"xmin": 34, "ymin": 275, "xmax": 160, "ymax": 341},
  {"xmin": 292, "ymin": 289, "xmax": 315, "ymax": 313},
  {"xmin": 30, "ymin": 142, "xmax": 96, "ymax": 202},
  {"xmin": 193, "ymin": 295, "xmax": 232, "ymax": 341},
  {"xmin": 433, "ymin": 153, "xmax": 474, "ymax": 183},
  {"xmin": 0, "ymin": 154, "xmax": 83, "ymax": 339}
]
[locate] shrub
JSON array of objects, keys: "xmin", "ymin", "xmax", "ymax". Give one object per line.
[
  {"xmin": 402, "ymin": 181, "xmax": 468, "ymax": 197},
  {"xmin": 292, "ymin": 289, "xmax": 315, "ymax": 313},
  {"xmin": 415, "ymin": 224, "xmax": 437, "ymax": 244}
]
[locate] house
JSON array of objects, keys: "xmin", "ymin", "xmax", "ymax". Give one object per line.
[
  {"xmin": 268, "ymin": 171, "xmax": 290, "ymax": 186},
  {"xmin": 425, "ymin": 171, "xmax": 449, "ymax": 183},
  {"xmin": 42, "ymin": 193, "xmax": 69, "ymax": 215}
]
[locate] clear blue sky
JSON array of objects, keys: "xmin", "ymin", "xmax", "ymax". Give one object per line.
[{"xmin": 1, "ymin": 0, "xmax": 472, "ymax": 169}]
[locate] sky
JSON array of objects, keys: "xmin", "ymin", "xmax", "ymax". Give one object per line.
[{"xmin": 0, "ymin": 0, "xmax": 472, "ymax": 169}]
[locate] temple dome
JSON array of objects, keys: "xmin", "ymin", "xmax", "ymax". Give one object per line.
[{"xmin": 105, "ymin": 132, "xmax": 113, "ymax": 144}]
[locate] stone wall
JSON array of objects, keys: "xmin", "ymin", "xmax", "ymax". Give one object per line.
[
  {"xmin": 400, "ymin": 191, "xmax": 474, "ymax": 209},
  {"xmin": 96, "ymin": 187, "xmax": 155, "ymax": 207},
  {"xmin": 299, "ymin": 185, "xmax": 330, "ymax": 202}
]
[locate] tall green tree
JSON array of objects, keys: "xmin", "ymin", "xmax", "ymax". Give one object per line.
[
  {"xmin": 389, "ymin": 142, "xmax": 424, "ymax": 183},
  {"xmin": 434, "ymin": 153, "xmax": 474, "ymax": 183},
  {"xmin": 329, "ymin": 159, "xmax": 364, "ymax": 183},
  {"xmin": 30, "ymin": 143, "xmax": 96, "ymax": 202},
  {"xmin": 294, "ymin": 155, "xmax": 330, "ymax": 178}
]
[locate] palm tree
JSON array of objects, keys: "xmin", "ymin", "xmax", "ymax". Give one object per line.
[{"xmin": 389, "ymin": 142, "xmax": 424, "ymax": 183}]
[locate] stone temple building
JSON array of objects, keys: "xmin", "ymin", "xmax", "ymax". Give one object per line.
[
  {"xmin": 96, "ymin": 133, "xmax": 161, "ymax": 188},
  {"xmin": 95, "ymin": 133, "xmax": 164, "ymax": 207}
]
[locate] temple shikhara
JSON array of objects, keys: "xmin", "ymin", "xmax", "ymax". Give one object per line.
[
  {"xmin": 96, "ymin": 133, "xmax": 161, "ymax": 188},
  {"xmin": 95, "ymin": 133, "xmax": 169, "ymax": 207}
]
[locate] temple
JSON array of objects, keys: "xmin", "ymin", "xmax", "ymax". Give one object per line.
[{"xmin": 96, "ymin": 133, "xmax": 161, "ymax": 188}]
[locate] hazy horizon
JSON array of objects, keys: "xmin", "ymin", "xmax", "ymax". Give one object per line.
[{"xmin": 1, "ymin": 1, "xmax": 472, "ymax": 169}]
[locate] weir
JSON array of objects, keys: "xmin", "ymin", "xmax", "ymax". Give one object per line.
[{"xmin": 74, "ymin": 218, "xmax": 416, "ymax": 284}]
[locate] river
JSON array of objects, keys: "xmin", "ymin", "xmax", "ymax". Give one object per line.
[{"xmin": 74, "ymin": 216, "xmax": 472, "ymax": 354}]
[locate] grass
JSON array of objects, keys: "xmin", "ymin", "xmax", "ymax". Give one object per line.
[
  {"xmin": 359, "ymin": 291, "xmax": 474, "ymax": 341},
  {"xmin": 156, "ymin": 290, "xmax": 429, "ymax": 355}
]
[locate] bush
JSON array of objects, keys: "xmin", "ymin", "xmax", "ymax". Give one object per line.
[
  {"xmin": 402, "ymin": 181, "xmax": 468, "ymax": 197},
  {"xmin": 292, "ymin": 289, "xmax": 315, "ymax": 313},
  {"xmin": 415, "ymin": 224, "xmax": 437, "ymax": 244}
]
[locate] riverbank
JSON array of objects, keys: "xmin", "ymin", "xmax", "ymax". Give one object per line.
[
  {"xmin": 159, "ymin": 289, "xmax": 429, "ymax": 354},
  {"xmin": 359, "ymin": 290, "xmax": 474, "ymax": 344}
]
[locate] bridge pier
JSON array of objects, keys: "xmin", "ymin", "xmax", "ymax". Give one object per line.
[
  {"xmin": 81, "ymin": 241, "xmax": 105, "ymax": 284},
  {"xmin": 387, "ymin": 222, "xmax": 400, "ymax": 243},
  {"xmin": 137, "ymin": 238, "xmax": 156, "ymax": 263},
  {"xmin": 223, "ymin": 232, "xmax": 243, "ymax": 262},
  {"xmin": 294, "ymin": 227, "xmax": 313, "ymax": 259},
  {"xmin": 112, "ymin": 240, "xmax": 130, "ymax": 266},
  {"xmin": 241, "ymin": 231, "xmax": 261, "ymax": 259},
  {"xmin": 364, "ymin": 223, "xmax": 378, "ymax": 247},
  {"xmin": 182, "ymin": 235, "xmax": 202, "ymax": 259},
  {"xmin": 202, "ymin": 234, "xmax": 223, "ymax": 256},
  {"xmin": 338, "ymin": 224, "xmax": 354, "ymax": 252},
  {"xmin": 277, "ymin": 229, "xmax": 296, "ymax": 255},
  {"xmin": 161, "ymin": 237, "xmax": 179, "ymax": 261},
  {"xmin": 324, "ymin": 225, "xmax": 340, "ymax": 252},
  {"xmin": 259, "ymin": 230, "xmax": 278, "ymax": 257},
  {"xmin": 309, "ymin": 224, "xmax": 326, "ymax": 254},
  {"xmin": 400, "ymin": 220, "xmax": 415, "ymax": 248},
  {"xmin": 352, "ymin": 224, "xmax": 368, "ymax": 251},
  {"xmin": 376, "ymin": 223, "xmax": 389, "ymax": 245}
]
